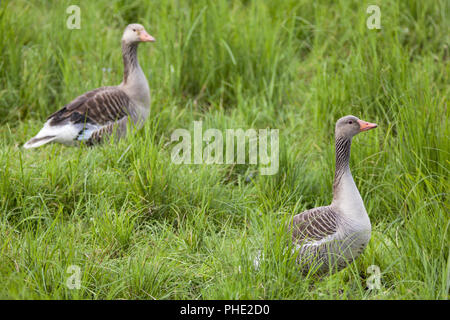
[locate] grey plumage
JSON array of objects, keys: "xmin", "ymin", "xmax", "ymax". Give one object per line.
[
  {"xmin": 291, "ymin": 206, "xmax": 339, "ymax": 242},
  {"xmin": 23, "ymin": 23, "xmax": 155, "ymax": 149},
  {"xmin": 47, "ymin": 87, "xmax": 134, "ymax": 145},
  {"xmin": 287, "ymin": 115, "xmax": 377, "ymax": 275}
]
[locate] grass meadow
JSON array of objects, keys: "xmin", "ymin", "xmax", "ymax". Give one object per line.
[{"xmin": 0, "ymin": 0, "xmax": 448, "ymax": 299}]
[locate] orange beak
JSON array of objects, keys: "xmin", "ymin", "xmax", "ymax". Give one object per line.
[
  {"xmin": 357, "ymin": 119, "xmax": 377, "ymax": 132},
  {"xmin": 139, "ymin": 30, "xmax": 155, "ymax": 42}
]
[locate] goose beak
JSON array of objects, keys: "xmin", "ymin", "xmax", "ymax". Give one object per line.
[
  {"xmin": 140, "ymin": 30, "xmax": 155, "ymax": 42},
  {"xmin": 358, "ymin": 120, "xmax": 377, "ymax": 132}
]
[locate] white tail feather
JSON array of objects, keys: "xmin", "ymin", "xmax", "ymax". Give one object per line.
[
  {"xmin": 23, "ymin": 120, "xmax": 89, "ymax": 149},
  {"xmin": 23, "ymin": 136, "xmax": 57, "ymax": 149}
]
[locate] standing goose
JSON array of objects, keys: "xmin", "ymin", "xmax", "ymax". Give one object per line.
[
  {"xmin": 23, "ymin": 23, "xmax": 155, "ymax": 149},
  {"xmin": 290, "ymin": 115, "xmax": 377, "ymax": 274}
]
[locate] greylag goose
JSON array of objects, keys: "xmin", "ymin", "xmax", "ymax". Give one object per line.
[
  {"xmin": 290, "ymin": 115, "xmax": 377, "ymax": 274},
  {"xmin": 23, "ymin": 23, "xmax": 155, "ymax": 149}
]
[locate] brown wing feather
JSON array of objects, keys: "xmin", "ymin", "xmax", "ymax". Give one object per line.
[
  {"xmin": 85, "ymin": 117, "xmax": 128, "ymax": 146},
  {"xmin": 291, "ymin": 206, "xmax": 339, "ymax": 242},
  {"xmin": 48, "ymin": 87, "xmax": 132, "ymax": 126}
]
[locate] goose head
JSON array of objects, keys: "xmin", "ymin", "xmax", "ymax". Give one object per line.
[
  {"xmin": 335, "ymin": 115, "xmax": 377, "ymax": 139},
  {"xmin": 122, "ymin": 23, "xmax": 155, "ymax": 44}
]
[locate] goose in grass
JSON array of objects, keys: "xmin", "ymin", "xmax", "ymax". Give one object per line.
[
  {"xmin": 290, "ymin": 115, "xmax": 377, "ymax": 274},
  {"xmin": 23, "ymin": 23, "xmax": 155, "ymax": 149},
  {"xmin": 253, "ymin": 115, "xmax": 377, "ymax": 274}
]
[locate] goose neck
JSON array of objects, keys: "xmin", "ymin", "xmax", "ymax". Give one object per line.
[
  {"xmin": 330, "ymin": 135, "xmax": 368, "ymax": 224},
  {"xmin": 332, "ymin": 136, "xmax": 352, "ymax": 199},
  {"xmin": 122, "ymin": 41, "xmax": 140, "ymax": 85}
]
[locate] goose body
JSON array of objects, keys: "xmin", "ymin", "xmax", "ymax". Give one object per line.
[
  {"xmin": 290, "ymin": 115, "xmax": 377, "ymax": 274},
  {"xmin": 24, "ymin": 23, "xmax": 155, "ymax": 149}
]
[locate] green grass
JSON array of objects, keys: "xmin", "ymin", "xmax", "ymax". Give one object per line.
[{"xmin": 0, "ymin": 0, "xmax": 448, "ymax": 299}]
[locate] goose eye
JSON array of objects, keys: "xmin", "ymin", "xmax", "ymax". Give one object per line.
[
  {"xmin": 132, "ymin": 29, "xmax": 136, "ymax": 32},
  {"xmin": 348, "ymin": 120, "xmax": 353, "ymax": 124}
]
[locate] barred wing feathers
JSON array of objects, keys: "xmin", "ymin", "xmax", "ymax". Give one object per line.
[
  {"xmin": 291, "ymin": 206, "xmax": 339, "ymax": 244},
  {"xmin": 24, "ymin": 87, "xmax": 133, "ymax": 148}
]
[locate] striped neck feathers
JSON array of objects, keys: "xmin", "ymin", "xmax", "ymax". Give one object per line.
[
  {"xmin": 333, "ymin": 136, "xmax": 353, "ymax": 201},
  {"xmin": 331, "ymin": 135, "xmax": 368, "ymax": 221},
  {"xmin": 122, "ymin": 41, "xmax": 140, "ymax": 85}
]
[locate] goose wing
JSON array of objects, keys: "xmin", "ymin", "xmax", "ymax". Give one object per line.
[
  {"xmin": 48, "ymin": 86, "xmax": 132, "ymax": 127},
  {"xmin": 291, "ymin": 206, "xmax": 339, "ymax": 243}
]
